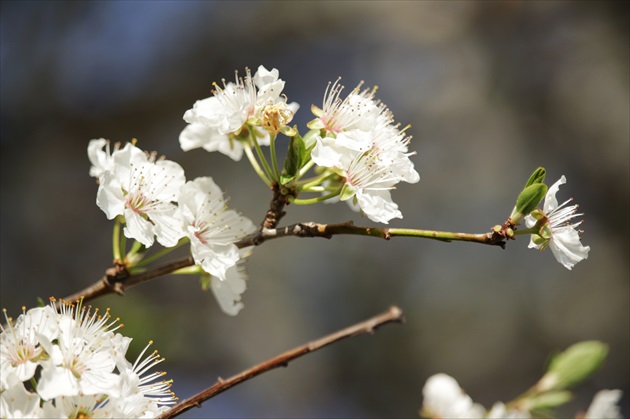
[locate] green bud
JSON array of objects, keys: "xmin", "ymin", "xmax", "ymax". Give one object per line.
[
  {"xmin": 537, "ymin": 341, "xmax": 608, "ymax": 392},
  {"xmin": 283, "ymin": 131, "xmax": 305, "ymax": 181},
  {"xmin": 509, "ymin": 183, "xmax": 548, "ymax": 224},
  {"xmin": 525, "ymin": 167, "xmax": 546, "ymax": 188}
]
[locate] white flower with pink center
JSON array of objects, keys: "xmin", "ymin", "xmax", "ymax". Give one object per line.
[
  {"xmin": 96, "ymin": 143, "xmax": 186, "ymax": 248},
  {"xmin": 179, "ymin": 177, "xmax": 257, "ymax": 280}
]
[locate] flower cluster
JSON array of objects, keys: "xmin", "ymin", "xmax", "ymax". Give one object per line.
[
  {"xmin": 420, "ymin": 373, "xmax": 622, "ymax": 419},
  {"xmin": 308, "ymin": 80, "xmax": 420, "ymax": 223},
  {"xmin": 179, "ymin": 65, "xmax": 298, "ymax": 161},
  {"xmin": 1, "ymin": 299, "xmax": 176, "ymax": 418},
  {"xmin": 179, "ymin": 67, "xmax": 419, "ymax": 224},
  {"xmin": 89, "ymin": 139, "xmax": 256, "ymax": 315}
]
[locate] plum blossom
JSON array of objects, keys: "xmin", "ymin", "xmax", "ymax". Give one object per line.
[
  {"xmin": 96, "ymin": 142, "xmax": 186, "ymax": 248},
  {"xmin": 420, "ymin": 373, "xmax": 486, "ymax": 419},
  {"xmin": 0, "ymin": 300, "xmax": 175, "ymax": 418},
  {"xmin": 584, "ymin": 389, "xmax": 623, "ymax": 419},
  {"xmin": 179, "ymin": 177, "xmax": 257, "ymax": 281},
  {"xmin": 525, "ymin": 176, "xmax": 590, "ymax": 270},
  {"xmin": 308, "ymin": 79, "xmax": 391, "ymax": 134},
  {"xmin": 180, "ymin": 65, "xmax": 298, "ymax": 160},
  {"xmin": 311, "ymin": 119, "xmax": 419, "ymax": 224}
]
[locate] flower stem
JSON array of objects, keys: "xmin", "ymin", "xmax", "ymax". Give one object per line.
[
  {"xmin": 129, "ymin": 237, "xmax": 189, "ymax": 271},
  {"xmin": 269, "ymin": 133, "xmax": 282, "ymax": 181},
  {"xmin": 291, "ymin": 190, "xmax": 340, "ymax": 205},
  {"xmin": 244, "ymin": 145, "xmax": 273, "ymax": 187},
  {"xmin": 250, "ymin": 128, "xmax": 275, "ymax": 182},
  {"xmin": 112, "ymin": 216, "xmax": 123, "ymax": 263},
  {"xmin": 513, "ymin": 226, "xmax": 539, "ymax": 236}
]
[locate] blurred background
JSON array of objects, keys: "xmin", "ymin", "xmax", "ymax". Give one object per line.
[{"xmin": 1, "ymin": 1, "xmax": 628, "ymax": 417}]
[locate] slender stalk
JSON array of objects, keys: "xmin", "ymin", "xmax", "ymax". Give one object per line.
[
  {"xmin": 130, "ymin": 237, "xmax": 189, "ymax": 271},
  {"xmin": 292, "ymin": 191, "xmax": 340, "ymax": 205},
  {"xmin": 157, "ymin": 306, "xmax": 405, "ymax": 419},
  {"xmin": 112, "ymin": 216, "xmax": 122, "ymax": 263},
  {"xmin": 244, "ymin": 145, "xmax": 272, "ymax": 187},
  {"xmin": 250, "ymin": 129, "xmax": 275, "ymax": 182},
  {"xmin": 295, "ymin": 159, "xmax": 315, "ymax": 181},
  {"xmin": 513, "ymin": 226, "xmax": 538, "ymax": 236},
  {"xmin": 268, "ymin": 133, "xmax": 281, "ymax": 181}
]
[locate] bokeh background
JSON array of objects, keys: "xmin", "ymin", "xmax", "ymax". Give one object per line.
[{"xmin": 1, "ymin": 1, "xmax": 628, "ymax": 417}]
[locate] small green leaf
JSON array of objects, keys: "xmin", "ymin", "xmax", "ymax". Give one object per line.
[
  {"xmin": 284, "ymin": 132, "xmax": 306, "ymax": 178},
  {"xmin": 339, "ymin": 184, "xmax": 355, "ymax": 201}
]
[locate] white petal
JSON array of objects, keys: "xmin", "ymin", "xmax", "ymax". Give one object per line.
[
  {"xmin": 549, "ymin": 226, "xmax": 591, "ymax": 270},
  {"xmin": 355, "ymin": 189, "xmax": 402, "ymax": 224},
  {"xmin": 124, "ymin": 209, "xmax": 155, "ymax": 248},
  {"xmin": 211, "ymin": 265, "xmax": 248, "ymax": 316},
  {"xmin": 544, "ymin": 175, "xmax": 567, "ymax": 213}
]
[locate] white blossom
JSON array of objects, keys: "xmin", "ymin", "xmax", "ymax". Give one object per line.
[
  {"xmin": 420, "ymin": 373, "xmax": 486, "ymax": 419},
  {"xmin": 1, "ymin": 306, "xmax": 58, "ymax": 389},
  {"xmin": 525, "ymin": 176, "xmax": 590, "ymax": 270},
  {"xmin": 585, "ymin": 389, "xmax": 623, "ymax": 419},
  {"xmin": 0, "ymin": 300, "xmax": 175, "ymax": 419},
  {"xmin": 180, "ymin": 65, "xmax": 297, "ymax": 158},
  {"xmin": 179, "ymin": 177, "xmax": 257, "ymax": 280},
  {"xmin": 96, "ymin": 142, "xmax": 186, "ymax": 248},
  {"xmin": 308, "ymin": 79, "xmax": 391, "ymax": 134}
]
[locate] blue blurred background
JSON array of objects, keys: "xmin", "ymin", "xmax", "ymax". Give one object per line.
[{"xmin": 1, "ymin": 1, "xmax": 628, "ymax": 417}]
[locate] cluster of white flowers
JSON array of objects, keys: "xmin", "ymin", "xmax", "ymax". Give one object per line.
[
  {"xmin": 308, "ymin": 79, "xmax": 420, "ymax": 223},
  {"xmin": 420, "ymin": 373, "xmax": 623, "ymax": 419},
  {"xmin": 89, "ymin": 139, "xmax": 256, "ymax": 315},
  {"xmin": 179, "ymin": 65, "xmax": 299, "ymax": 161},
  {"xmin": 525, "ymin": 176, "xmax": 590, "ymax": 270},
  {"xmin": 1, "ymin": 300, "xmax": 176, "ymax": 418}
]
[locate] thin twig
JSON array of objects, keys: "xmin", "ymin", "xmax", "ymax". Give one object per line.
[
  {"xmin": 157, "ymin": 306, "xmax": 405, "ymax": 419},
  {"xmin": 236, "ymin": 221, "xmax": 507, "ymax": 248}
]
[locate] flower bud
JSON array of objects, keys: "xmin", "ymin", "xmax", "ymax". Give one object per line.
[
  {"xmin": 536, "ymin": 341, "xmax": 608, "ymax": 392},
  {"xmin": 509, "ymin": 183, "xmax": 548, "ymax": 225},
  {"xmin": 525, "ymin": 167, "xmax": 546, "ymax": 188}
]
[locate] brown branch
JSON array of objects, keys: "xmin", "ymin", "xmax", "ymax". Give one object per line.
[
  {"xmin": 158, "ymin": 305, "xmax": 405, "ymax": 419},
  {"xmin": 236, "ymin": 221, "xmax": 508, "ymax": 248}
]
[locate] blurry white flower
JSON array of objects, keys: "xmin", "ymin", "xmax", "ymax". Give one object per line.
[
  {"xmin": 420, "ymin": 373, "xmax": 486, "ymax": 419},
  {"xmin": 179, "ymin": 177, "xmax": 257, "ymax": 280},
  {"xmin": 1, "ymin": 306, "xmax": 58, "ymax": 388},
  {"xmin": 585, "ymin": 389, "xmax": 623, "ymax": 419},
  {"xmin": 0, "ymin": 373, "xmax": 43, "ymax": 418},
  {"xmin": 486, "ymin": 402, "xmax": 531, "ymax": 419},
  {"xmin": 88, "ymin": 138, "xmax": 116, "ymax": 178},
  {"xmin": 96, "ymin": 142, "xmax": 186, "ymax": 248},
  {"xmin": 525, "ymin": 176, "xmax": 590, "ymax": 270},
  {"xmin": 0, "ymin": 299, "xmax": 175, "ymax": 418}
]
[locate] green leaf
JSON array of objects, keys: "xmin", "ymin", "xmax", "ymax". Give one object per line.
[{"xmin": 284, "ymin": 132, "xmax": 306, "ymax": 178}]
